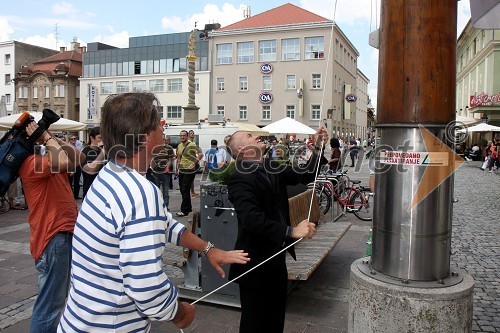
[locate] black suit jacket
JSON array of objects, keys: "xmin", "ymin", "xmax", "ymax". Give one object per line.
[{"xmin": 227, "ymin": 152, "xmax": 326, "ymax": 287}]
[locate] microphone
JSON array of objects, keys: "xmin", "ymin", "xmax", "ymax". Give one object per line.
[{"xmin": 14, "ymin": 112, "xmax": 31, "ymax": 127}]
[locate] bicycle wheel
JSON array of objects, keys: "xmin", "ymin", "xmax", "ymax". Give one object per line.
[
  {"xmin": 315, "ymin": 186, "xmax": 331, "ymax": 215},
  {"xmin": 349, "ymin": 190, "xmax": 374, "ymax": 221}
]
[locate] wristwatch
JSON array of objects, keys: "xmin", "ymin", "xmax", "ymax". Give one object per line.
[{"xmin": 202, "ymin": 241, "xmax": 215, "ymax": 256}]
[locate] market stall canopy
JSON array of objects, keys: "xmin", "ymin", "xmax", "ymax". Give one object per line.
[
  {"xmin": 262, "ymin": 117, "xmax": 316, "ymax": 135},
  {"xmin": 470, "ymin": 0, "xmax": 500, "ymax": 29},
  {"xmin": 456, "ymin": 115, "xmax": 481, "ymax": 126},
  {"xmin": 457, "ymin": 122, "xmax": 500, "ymax": 133},
  {"xmin": 229, "ymin": 122, "xmax": 269, "ymax": 136},
  {"xmin": 0, "ymin": 112, "xmax": 87, "ymax": 131}
]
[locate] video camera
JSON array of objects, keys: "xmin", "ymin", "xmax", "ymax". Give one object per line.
[{"xmin": 0, "ymin": 109, "xmax": 60, "ymax": 196}]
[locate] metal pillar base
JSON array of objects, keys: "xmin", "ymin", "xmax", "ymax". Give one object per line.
[{"xmin": 349, "ymin": 258, "xmax": 474, "ymax": 333}]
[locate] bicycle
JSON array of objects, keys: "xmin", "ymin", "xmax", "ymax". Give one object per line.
[{"xmin": 308, "ymin": 170, "xmax": 374, "ymax": 221}]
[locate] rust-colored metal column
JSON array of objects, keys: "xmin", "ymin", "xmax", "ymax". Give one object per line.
[{"xmin": 371, "ymin": 0, "xmax": 458, "ymax": 281}]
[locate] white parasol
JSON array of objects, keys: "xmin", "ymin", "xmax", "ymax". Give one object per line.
[
  {"xmin": 457, "ymin": 122, "xmax": 500, "ymax": 133},
  {"xmin": 262, "ymin": 117, "xmax": 316, "ymax": 135},
  {"xmin": 0, "ymin": 112, "xmax": 87, "ymax": 131}
]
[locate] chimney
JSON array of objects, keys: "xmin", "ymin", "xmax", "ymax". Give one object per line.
[
  {"xmin": 60, "ymin": 46, "xmax": 66, "ymax": 53},
  {"xmin": 79, "ymin": 46, "xmax": 87, "ymax": 53}
]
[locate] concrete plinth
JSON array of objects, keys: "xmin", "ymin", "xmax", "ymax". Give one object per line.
[{"xmin": 349, "ymin": 258, "xmax": 474, "ymax": 333}]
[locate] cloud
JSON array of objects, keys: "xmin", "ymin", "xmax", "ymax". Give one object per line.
[
  {"xmin": 161, "ymin": 3, "xmax": 247, "ymax": 32},
  {"xmin": 19, "ymin": 34, "xmax": 62, "ymax": 50},
  {"xmin": 93, "ymin": 31, "xmax": 130, "ymax": 48},
  {"xmin": 0, "ymin": 18, "xmax": 14, "ymax": 41},
  {"xmin": 52, "ymin": 1, "xmax": 78, "ymax": 17}
]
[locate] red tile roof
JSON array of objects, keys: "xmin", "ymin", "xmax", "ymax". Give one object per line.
[
  {"xmin": 221, "ymin": 3, "xmax": 329, "ymax": 30},
  {"xmin": 30, "ymin": 50, "xmax": 82, "ymax": 77}
]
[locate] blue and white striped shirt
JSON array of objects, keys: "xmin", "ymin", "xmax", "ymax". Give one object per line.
[{"xmin": 58, "ymin": 160, "xmax": 186, "ymax": 332}]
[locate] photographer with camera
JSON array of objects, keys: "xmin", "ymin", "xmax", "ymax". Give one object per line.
[{"xmin": 18, "ymin": 120, "xmax": 85, "ymax": 332}]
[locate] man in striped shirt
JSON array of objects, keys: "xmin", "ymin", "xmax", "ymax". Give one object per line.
[{"xmin": 58, "ymin": 93, "xmax": 249, "ymax": 332}]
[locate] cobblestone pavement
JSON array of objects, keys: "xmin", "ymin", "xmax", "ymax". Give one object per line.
[
  {"xmin": 0, "ymin": 159, "xmax": 498, "ymax": 332},
  {"xmin": 451, "ymin": 162, "xmax": 500, "ymax": 333}
]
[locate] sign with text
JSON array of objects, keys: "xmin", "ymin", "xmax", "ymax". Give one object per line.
[
  {"xmin": 470, "ymin": 92, "xmax": 500, "ymax": 107},
  {"xmin": 88, "ymin": 84, "xmax": 97, "ymax": 116},
  {"xmin": 259, "ymin": 92, "xmax": 273, "ymax": 104},
  {"xmin": 260, "ymin": 63, "xmax": 273, "ymax": 74},
  {"xmin": 379, "ymin": 151, "xmax": 449, "ymax": 166}
]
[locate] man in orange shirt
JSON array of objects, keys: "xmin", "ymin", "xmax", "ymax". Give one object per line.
[{"xmin": 18, "ymin": 122, "xmax": 84, "ymax": 332}]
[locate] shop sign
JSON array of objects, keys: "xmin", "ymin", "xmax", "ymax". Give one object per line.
[
  {"xmin": 260, "ymin": 63, "xmax": 273, "ymax": 74},
  {"xmin": 259, "ymin": 92, "xmax": 273, "ymax": 104},
  {"xmin": 470, "ymin": 92, "xmax": 500, "ymax": 108},
  {"xmin": 345, "ymin": 94, "xmax": 357, "ymax": 103}
]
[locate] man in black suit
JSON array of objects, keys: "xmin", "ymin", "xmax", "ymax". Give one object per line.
[{"xmin": 227, "ymin": 127, "xmax": 328, "ymax": 333}]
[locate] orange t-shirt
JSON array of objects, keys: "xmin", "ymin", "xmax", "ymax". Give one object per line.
[{"xmin": 19, "ymin": 155, "xmax": 77, "ymax": 261}]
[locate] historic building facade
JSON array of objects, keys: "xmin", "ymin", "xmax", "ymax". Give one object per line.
[
  {"xmin": 14, "ymin": 42, "xmax": 83, "ymax": 121},
  {"xmin": 456, "ymin": 20, "xmax": 500, "ymax": 127}
]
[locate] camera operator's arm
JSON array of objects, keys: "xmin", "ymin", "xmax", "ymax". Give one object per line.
[
  {"xmin": 26, "ymin": 123, "xmax": 85, "ymax": 173},
  {"xmin": 81, "ymin": 146, "xmax": 106, "ymax": 175}
]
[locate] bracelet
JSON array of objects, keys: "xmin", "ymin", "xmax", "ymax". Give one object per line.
[
  {"xmin": 43, "ymin": 137, "xmax": 56, "ymax": 145},
  {"xmin": 202, "ymin": 241, "xmax": 215, "ymax": 256}
]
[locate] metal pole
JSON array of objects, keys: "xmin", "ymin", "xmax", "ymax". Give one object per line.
[{"xmin": 371, "ymin": 0, "xmax": 457, "ymax": 281}]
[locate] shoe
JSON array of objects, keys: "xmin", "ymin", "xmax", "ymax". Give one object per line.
[
  {"xmin": 11, "ymin": 204, "xmax": 27, "ymax": 210},
  {"xmin": 176, "ymin": 212, "xmax": 186, "ymax": 217}
]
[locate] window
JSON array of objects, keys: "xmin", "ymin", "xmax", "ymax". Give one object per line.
[
  {"xmin": 45, "ymin": 86, "xmax": 50, "ymax": 98},
  {"xmin": 157, "ymin": 106, "xmax": 164, "ymax": 119},
  {"xmin": 281, "ymin": 38, "xmax": 300, "ymax": 61},
  {"xmin": 116, "ymin": 81, "xmax": 129, "ymax": 93},
  {"xmin": 262, "ymin": 76, "xmax": 272, "ymax": 90},
  {"xmin": 33, "ymin": 87, "xmax": 38, "ymax": 99},
  {"xmin": 5, "ymin": 74, "xmax": 11, "ymax": 85},
  {"xmin": 286, "ymin": 105, "xmax": 295, "ymax": 119},
  {"xmin": 76, "ymin": 86, "xmax": 80, "ymax": 98},
  {"xmin": 237, "ymin": 42, "xmax": 254, "ymax": 63},
  {"xmin": 217, "ymin": 106, "xmax": 225, "ymax": 116},
  {"xmin": 19, "ymin": 86, "xmax": 28, "ymax": 98},
  {"xmin": 5, "ymin": 54, "xmax": 11, "ymax": 64},
  {"xmin": 195, "ymin": 78, "xmax": 200, "ymax": 92},
  {"xmin": 312, "ymin": 74, "xmax": 322, "ymax": 89},
  {"xmin": 311, "ymin": 105, "xmax": 321, "ymax": 120},
  {"xmin": 216, "ymin": 43, "xmax": 233, "ymax": 65},
  {"xmin": 167, "ymin": 78, "xmax": 182, "ymax": 92},
  {"xmin": 149, "ymin": 79, "xmax": 164, "ymax": 92},
  {"xmin": 239, "ymin": 106, "xmax": 248, "ymax": 120},
  {"xmin": 100, "ymin": 82, "xmax": 113, "ymax": 95},
  {"xmin": 5, "ymin": 94, "xmax": 11, "ymax": 104},
  {"xmin": 132, "ymin": 80, "xmax": 147, "ymax": 92},
  {"xmin": 259, "ymin": 40, "xmax": 276, "ymax": 62},
  {"xmin": 167, "ymin": 106, "xmax": 182, "ymax": 119},
  {"xmin": 262, "ymin": 105, "xmax": 271, "ymax": 120},
  {"xmin": 305, "ymin": 36, "xmax": 325, "ymax": 59},
  {"xmin": 55, "ymin": 84, "xmax": 65, "ymax": 97},
  {"xmin": 286, "ymin": 75, "xmax": 296, "ymax": 89},
  {"xmin": 239, "ymin": 76, "xmax": 248, "ymax": 91},
  {"xmin": 217, "ymin": 77, "xmax": 225, "ymax": 92}
]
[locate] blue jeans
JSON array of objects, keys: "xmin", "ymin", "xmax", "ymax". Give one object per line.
[
  {"xmin": 157, "ymin": 173, "xmax": 171, "ymax": 209},
  {"xmin": 30, "ymin": 232, "xmax": 72, "ymax": 333}
]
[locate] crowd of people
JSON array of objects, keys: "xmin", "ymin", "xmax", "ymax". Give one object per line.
[{"xmin": 2, "ymin": 90, "xmax": 498, "ymax": 332}]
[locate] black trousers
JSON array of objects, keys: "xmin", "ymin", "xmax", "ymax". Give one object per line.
[
  {"xmin": 239, "ymin": 281, "xmax": 287, "ymax": 333},
  {"xmin": 178, "ymin": 171, "xmax": 195, "ymax": 214}
]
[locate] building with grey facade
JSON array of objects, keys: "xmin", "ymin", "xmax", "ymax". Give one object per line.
[{"xmin": 79, "ymin": 33, "xmax": 210, "ymax": 128}]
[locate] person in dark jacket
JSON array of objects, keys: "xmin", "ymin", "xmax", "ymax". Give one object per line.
[{"xmin": 227, "ymin": 127, "xmax": 328, "ymax": 333}]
